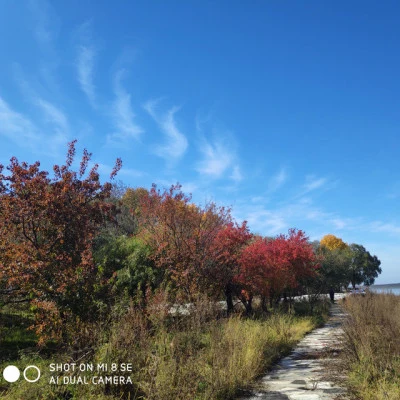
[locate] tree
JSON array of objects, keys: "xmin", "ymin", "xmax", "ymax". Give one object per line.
[
  {"xmin": 349, "ymin": 244, "xmax": 382, "ymax": 288},
  {"xmin": 283, "ymin": 229, "xmax": 319, "ymax": 289},
  {"xmin": 0, "ymin": 140, "xmax": 121, "ymax": 343},
  {"xmin": 310, "ymin": 243, "xmax": 352, "ymax": 293},
  {"xmin": 320, "ymin": 234, "xmax": 348, "ymax": 251},
  {"xmin": 238, "ymin": 229, "xmax": 318, "ymax": 313},
  {"xmin": 119, "ymin": 187, "xmax": 151, "ymax": 235},
  {"xmin": 238, "ymin": 236, "xmax": 285, "ymax": 313},
  {"xmin": 137, "ymin": 184, "xmax": 231, "ymax": 301},
  {"xmin": 207, "ymin": 221, "xmax": 252, "ymax": 314},
  {"xmin": 93, "ymin": 235, "xmax": 163, "ymax": 307}
]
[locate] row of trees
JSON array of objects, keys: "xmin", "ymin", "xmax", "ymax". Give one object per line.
[
  {"xmin": 0, "ymin": 142, "xmax": 382, "ymax": 344},
  {"xmin": 315, "ymin": 234, "xmax": 382, "ymax": 292},
  {"xmin": 99, "ymin": 185, "xmax": 320, "ymax": 315}
]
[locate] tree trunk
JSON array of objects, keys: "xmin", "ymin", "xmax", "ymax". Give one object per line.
[
  {"xmin": 261, "ymin": 295, "xmax": 269, "ymax": 314},
  {"xmin": 225, "ymin": 283, "xmax": 234, "ymax": 315},
  {"xmin": 239, "ymin": 294, "xmax": 253, "ymax": 316}
]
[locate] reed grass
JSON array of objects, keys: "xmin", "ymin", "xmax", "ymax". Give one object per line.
[{"xmin": 340, "ymin": 293, "xmax": 400, "ymax": 400}]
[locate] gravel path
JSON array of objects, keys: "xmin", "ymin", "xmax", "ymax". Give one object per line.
[{"xmin": 238, "ymin": 302, "xmax": 348, "ymax": 400}]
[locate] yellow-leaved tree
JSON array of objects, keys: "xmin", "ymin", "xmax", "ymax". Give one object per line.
[{"xmin": 320, "ymin": 234, "xmax": 348, "ymax": 251}]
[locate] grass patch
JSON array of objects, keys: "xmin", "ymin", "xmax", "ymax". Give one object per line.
[
  {"xmin": 0, "ymin": 305, "xmax": 37, "ymax": 362},
  {"xmin": 1, "ymin": 298, "xmax": 329, "ymax": 400},
  {"xmin": 339, "ymin": 293, "xmax": 400, "ymax": 400}
]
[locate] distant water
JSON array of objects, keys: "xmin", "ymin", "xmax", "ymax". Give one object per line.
[{"xmin": 369, "ymin": 283, "xmax": 400, "ymax": 296}]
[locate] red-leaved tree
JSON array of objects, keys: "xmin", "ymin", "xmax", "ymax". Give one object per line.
[
  {"xmin": 137, "ymin": 184, "xmax": 231, "ymax": 301},
  {"xmin": 207, "ymin": 221, "xmax": 252, "ymax": 314},
  {"xmin": 0, "ymin": 140, "xmax": 121, "ymax": 344},
  {"xmin": 238, "ymin": 229, "xmax": 318, "ymax": 313}
]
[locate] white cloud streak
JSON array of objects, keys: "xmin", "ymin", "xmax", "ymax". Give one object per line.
[
  {"xmin": 29, "ymin": 0, "xmax": 57, "ymax": 48},
  {"xmin": 369, "ymin": 222, "xmax": 400, "ymax": 236},
  {"xmin": 268, "ymin": 167, "xmax": 287, "ymax": 192},
  {"xmin": 230, "ymin": 165, "xmax": 243, "ymax": 182},
  {"xmin": 196, "ymin": 139, "xmax": 233, "ymax": 178},
  {"xmin": 77, "ymin": 46, "xmax": 96, "ymax": 106},
  {"xmin": 75, "ymin": 21, "xmax": 96, "ymax": 106},
  {"xmin": 35, "ymin": 98, "xmax": 69, "ymax": 147},
  {"xmin": 144, "ymin": 100, "xmax": 188, "ymax": 159},
  {"xmin": 304, "ymin": 176, "xmax": 327, "ymax": 192},
  {"xmin": 0, "ymin": 96, "xmax": 40, "ymax": 146},
  {"xmin": 107, "ymin": 70, "xmax": 143, "ymax": 145}
]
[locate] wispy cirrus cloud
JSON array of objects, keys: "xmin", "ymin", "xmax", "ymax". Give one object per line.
[
  {"xmin": 234, "ymin": 191, "xmax": 362, "ymax": 238},
  {"xmin": 0, "ymin": 95, "xmax": 68, "ymax": 157},
  {"xmin": 195, "ymin": 113, "xmax": 242, "ymax": 182},
  {"xmin": 0, "ymin": 96, "xmax": 40, "ymax": 147},
  {"xmin": 230, "ymin": 165, "xmax": 243, "ymax": 182},
  {"xmin": 107, "ymin": 69, "xmax": 143, "ymax": 146},
  {"xmin": 36, "ymin": 99, "xmax": 68, "ymax": 134},
  {"xmin": 13, "ymin": 68, "xmax": 70, "ymax": 151},
  {"xmin": 29, "ymin": 0, "xmax": 58, "ymax": 49},
  {"xmin": 77, "ymin": 46, "xmax": 96, "ymax": 106},
  {"xmin": 303, "ymin": 175, "xmax": 328, "ymax": 192},
  {"xmin": 196, "ymin": 138, "xmax": 234, "ymax": 178},
  {"xmin": 75, "ymin": 21, "xmax": 97, "ymax": 106},
  {"xmin": 369, "ymin": 221, "xmax": 400, "ymax": 236},
  {"xmin": 236, "ymin": 206, "xmax": 288, "ymax": 236},
  {"xmin": 144, "ymin": 99, "xmax": 188, "ymax": 160},
  {"xmin": 291, "ymin": 174, "xmax": 332, "ymax": 200},
  {"xmin": 35, "ymin": 98, "xmax": 69, "ymax": 149},
  {"xmin": 268, "ymin": 167, "xmax": 288, "ymax": 192}
]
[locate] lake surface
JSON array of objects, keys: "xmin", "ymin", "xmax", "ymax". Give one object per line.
[{"xmin": 369, "ymin": 283, "xmax": 400, "ymax": 296}]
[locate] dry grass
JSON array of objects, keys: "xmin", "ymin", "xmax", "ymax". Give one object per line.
[
  {"xmin": 1, "ymin": 297, "xmax": 322, "ymax": 400},
  {"xmin": 339, "ymin": 293, "xmax": 400, "ymax": 400},
  {"xmin": 93, "ymin": 300, "xmax": 316, "ymax": 400}
]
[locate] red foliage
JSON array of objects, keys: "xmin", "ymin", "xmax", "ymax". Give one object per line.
[
  {"xmin": 238, "ymin": 229, "xmax": 318, "ymax": 300},
  {"xmin": 137, "ymin": 184, "xmax": 232, "ymax": 300},
  {"xmin": 0, "ymin": 140, "xmax": 121, "ymax": 342},
  {"xmin": 207, "ymin": 222, "xmax": 252, "ymax": 286}
]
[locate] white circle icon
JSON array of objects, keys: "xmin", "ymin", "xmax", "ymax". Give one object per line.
[
  {"xmin": 3, "ymin": 365, "xmax": 20, "ymax": 382},
  {"xmin": 23, "ymin": 365, "xmax": 41, "ymax": 383}
]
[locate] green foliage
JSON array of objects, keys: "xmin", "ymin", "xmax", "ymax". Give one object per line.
[
  {"xmin": 349, "ymin": 244, "xmax": 382, "ymax": 288},
  {"xmin": 94, "ymin": 234, "xmax": 164, "ymax": 305},
  {"xmin": 319, "ymin": 245, "xmax": 352, "ymax": 290},
  {"xmin": 0, "ymin": 304, "xmax": 37, "ymax": 362},
  {"xmin": 312, "ymin": 240, "xmax": 382, "ymax": 293}
]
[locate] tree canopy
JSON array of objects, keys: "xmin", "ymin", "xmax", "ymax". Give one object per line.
[
  {"xmin": 0, "ymin": 140, "xmax": 121, "ymax": 342},
  {"xmin": 349, "ymin": 244, "xmax": 382, "ymax": 288},
  {"xmin": 0, "ymin": 143, "xmax": 383, "ymax": 344},
  {"xmin": 320, "ymin": 234, "xmax": 348, "ymax": 251}
]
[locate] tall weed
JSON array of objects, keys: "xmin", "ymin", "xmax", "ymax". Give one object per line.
[{"xmin": 340, "ymin": 293, "xmax": 400, "ymax": 400}]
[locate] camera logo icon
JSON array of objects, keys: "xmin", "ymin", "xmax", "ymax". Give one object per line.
[{"xmin": 3, "ymin": 365, "xmax": 41, "ymax": 383}]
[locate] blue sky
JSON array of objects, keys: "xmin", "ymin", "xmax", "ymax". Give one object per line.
[{"xmin": 0, "ymin": 1, "xmax": 399, "ymax": 284}]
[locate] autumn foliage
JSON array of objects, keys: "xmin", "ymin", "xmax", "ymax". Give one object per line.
[
  {"xmin": 0, "ymin": 142, "xmax": 382, "ymax": 348},
  {"xmin": 0, "ymin": 140, "xmax": 121, "ymax": 342},
  {"xmin": 135, "ymin": 184, "xmax": 232, "ymax": 300},
  {"xmin": 238, "ymin": 229, "xmax": 319, "ymax": 312},
  {"xmin": 320, "ymin": 234, "xmax": 348, "ymax": 251}
]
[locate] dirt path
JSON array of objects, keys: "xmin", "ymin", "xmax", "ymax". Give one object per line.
[{"xmin": 238, "ymin": 302, "xmax": 348, "ymax": 400}]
